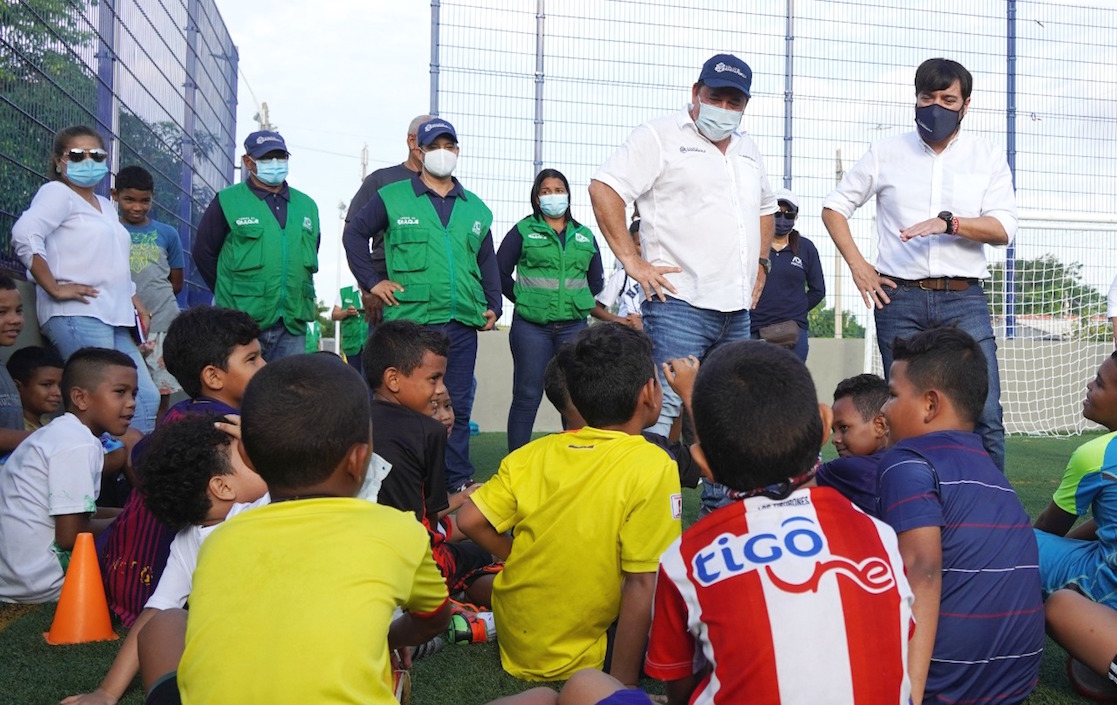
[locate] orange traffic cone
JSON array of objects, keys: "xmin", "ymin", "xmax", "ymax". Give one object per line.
[{"xmin": 43, "ymin": 532, "xmax": 118, "ymax": 645}]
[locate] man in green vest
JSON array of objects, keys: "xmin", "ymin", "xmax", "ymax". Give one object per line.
[
  {"xmin": 194, "ymin": 130, "xmax": 321, "ymax": 360},
  {"xmin": 344, "ymin": 118, "xmax": 501, "ymax": 491},
  {"xmin": 332, "ymin": 284, "xmax": 368, "ymax": 376}
]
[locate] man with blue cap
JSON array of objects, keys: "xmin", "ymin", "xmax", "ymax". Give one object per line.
[
  {"xmin": 345, "ymin": 118, "xmax": 501, "ymax": 492},
  {"xmin": 589, "ymin": 53, "xmax": 777, "ymax": 515},
  {"xmin": 194, "ymin": 129, "xmax": 321, "ymax": 360}
]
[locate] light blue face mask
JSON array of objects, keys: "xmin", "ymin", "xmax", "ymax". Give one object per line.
[
  {"xmin": 253, "ymin": 158, "xmax": 289, "ymax": 186},
  {"xmin": 695, "ymin": 102, "xmax": 742, "ymax": 142},
  {"xmin": 65, "ymin": 160, "xmax": 109, "ymax": 188},
  {"xmin": 539, "ymin": 193, "xmax": 569, "ymax": 218}
]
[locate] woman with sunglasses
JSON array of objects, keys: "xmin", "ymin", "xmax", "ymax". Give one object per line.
[
  {"xmin": 497, "ymin": 168, "xmax": 605, "ymax": 452},
  {"xmin": 11, "ymin": 125, "xmax": 159, "ymax": 433}
]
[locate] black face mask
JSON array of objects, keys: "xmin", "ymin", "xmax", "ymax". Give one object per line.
[
  {"xmin": 774, "ymin": 213, "xmax": 796, "ymax": 236},
  {"xmin": 915, "ymin": 103, "xmax": 962, "ymax": 143}
]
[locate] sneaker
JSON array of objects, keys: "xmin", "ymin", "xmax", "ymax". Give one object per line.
[
  {"xmin": 411, "ymin": 635, "xmax": 446, "ymax": 660},
  {"xmin": 446, "ymin": 600, "xmax": 496, "ymax": 644},
  {"xmin": 392, "ymin": 668, "xmax": 411, "ymax": 704},
  {"xmin": 1068, "ymin": 656, "xmax": 1117, "ymax": 703},
  {"xmin": 449, "ymin": 480, "xmax": 476, "ymax": 495}
]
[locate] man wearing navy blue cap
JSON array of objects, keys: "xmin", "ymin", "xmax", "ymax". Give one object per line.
[
  {"xmin": 345, "ymin": 118, "xmax": 501, "ymax": 492},
  {"xmin": 590, "ymin": 53, "xmax": 777, "ymax": 514},
  {"xmin": 194, "ymin": 129, "xmax": 321, "ymax": 360}
]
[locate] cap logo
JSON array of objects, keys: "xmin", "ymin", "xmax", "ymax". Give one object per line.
[
  {"xmin": 425, "ymin": 122, "xmax": 451, "ymax": 133},
  {"xmin": 255, "ymin": 135, "xmax": 281, "ymax": 144},
  {"xmin": 714, "ymin": 62, "xmax": 748, "ymax": 80}
]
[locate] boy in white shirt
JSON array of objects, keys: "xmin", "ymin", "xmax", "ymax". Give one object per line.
[
  {"xmin": 0, "ymin": 347, "xmax": 137, "ymax": 603},
  {"xmin": 63, "ymin": 413, "xmax": 268, "ymax": 705}
]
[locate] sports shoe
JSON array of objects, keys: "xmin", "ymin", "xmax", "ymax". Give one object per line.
[
  {"xmin": 1068, "ymin": 656, "xmax": 1117, "ymax": 703},
  {"xmin": 411, "ymin": 635, "xmax": 446, "ymax": 660}
]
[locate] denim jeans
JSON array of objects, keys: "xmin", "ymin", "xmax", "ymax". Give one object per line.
[
  {"xmin": 874, "ymin": 282, "xmax": 1005, "ymax": 472},
  {"xmin": 41, "ymin": 315, "xmax": 159, "ymax": 434},
  {"xmin": 426, "ymin": 321, "xmax": 479, "ymax": 490},
  {"xmin": 642, "ymin": 296, "xmax": 752, "ymax": 513},
  {"xmin": 507, "ymin": 312, "xmax": 587, "ymax": 452},
  {"xmin": 258, "ymin": 320, "xmax": 306, "ymax": 362}
]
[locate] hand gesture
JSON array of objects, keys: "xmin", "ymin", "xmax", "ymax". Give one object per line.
[
  {"xmin": 662, "ymin": 355, "xmax": 700, "ymax": 407},
  {"xmin": 370, "ymin": 280, "xmax": 405, "ymax": 307},
  {"xmin": 52, "ymin": 282, "xmax": 98, "ymax": 304},
  {"xmin": 360, "ymin": 289, "xmax": 384, "ymax": 325},
  {"xmin": 214, "ymin": 414, "xmax": 241, "ymax": 440},
  {"xmin": 481, "ymin": 310, "xmax": 497, "ymax": 331},
  {"xmin": 622, "ymin": 256, "xmax": 681, "ymax": 303},
  {"xmin": 849, "ymin": 259, "xmax": 896, "ymax": 310},
  {"xmin": 624, "ymin": 313, "xmax": 643, "ymax": 331},
  {"xmin": 899, "ymin": 217, "xmax": 947, "ymax": 242},
  {"xmin": 60, "ymin": 688, "xmax": 119, "ymax": 705}
]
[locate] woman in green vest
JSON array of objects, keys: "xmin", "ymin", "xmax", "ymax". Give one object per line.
[{"xmin": 497, "ymin": 169, "xmax": 605, "ymax": 451}]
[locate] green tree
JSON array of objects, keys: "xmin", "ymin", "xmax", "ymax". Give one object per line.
[
  {"xmin": 984, "ymin": 255, "xmax": 1107, "ymax": 341},
  {"xmin": 808, "ymin": 305, "xmax": 866, "ymax": 338},
  {"xmin": 316, "ymin": 299, "xmax": 333, "ymax": 337}
]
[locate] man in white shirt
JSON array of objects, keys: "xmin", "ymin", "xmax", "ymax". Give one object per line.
[
  {"xmin": 589, "ymin": 53, "xmax": 776, "ymax": 510},
  {"xmin": 822, "ymin": 58, "xmax": 1016, "ymax": 472}
]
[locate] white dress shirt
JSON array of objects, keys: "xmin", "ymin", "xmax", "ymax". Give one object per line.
[
  {"xmin": 594, "ymin": 107, "xmax": 777, "ymax": 312},
  {"xmin": 822, "ymin": 130, "xmax": 1016, "ymax": 280},
  {"xmin": 11, "ymin": 181, "xmax": 136, "ymax": 327}
]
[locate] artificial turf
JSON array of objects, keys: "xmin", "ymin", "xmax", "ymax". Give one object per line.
[{"xmin": 0, "ymin": 433, "xmax": 1101, "ymax": 704}]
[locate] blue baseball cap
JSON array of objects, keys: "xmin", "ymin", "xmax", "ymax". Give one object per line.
[
  {"xmin": 698, "ymin": 54, "xmax": 753, "ymax": 97},
  {"xmin": 244, "ymin": 130, "xmax": 288, "ymax": 158},
  {"xmin": 416, "ymin": 118, "xmax": 458, "ymax": 147}
]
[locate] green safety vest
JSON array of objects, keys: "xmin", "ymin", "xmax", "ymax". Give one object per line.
[
  {"xmin": 216, "ymin": 183, "xmax": 319, "ymax": 334},
  {"xmin": 378, "ymin": 180, "xmax": 493, "ymax": 328},
  {"xmin": 305, "ymin": 320, "xmax": 321, "ymax": 353},
  {"xmin": 511, "ymin": 216, "xmax": 597, "ymax": 324},
  {"xmin": 338, "ymin": 285, "xmax": 368, "ymax": 356}
]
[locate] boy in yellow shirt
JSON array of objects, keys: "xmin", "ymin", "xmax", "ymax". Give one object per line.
[{"xmin": 459, "ymin": 323, "xmax": 681, "ymax": 685}]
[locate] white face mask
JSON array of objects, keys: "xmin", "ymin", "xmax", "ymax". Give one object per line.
[
  {"xmin": 423, "ymin": 149, "xmax": 457, "ymax": 178},
  {"xmin": 695, "ymin": 102, "xmax": 743, "ymax": 143}
]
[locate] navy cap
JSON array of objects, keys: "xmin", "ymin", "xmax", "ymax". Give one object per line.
[
  {"xmin": 416, "ymin": 119, "xmax": 458, "ymax": 147},
  {"xmin": 698, "ymin": 54, "xmax": 753, "ymax": 97},
  {"xmin": 244, "ymin": 130, "xmax": 288, "ymax": 158}
]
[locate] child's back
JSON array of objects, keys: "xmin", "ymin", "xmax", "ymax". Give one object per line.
[
  {"xmin": 645, "ymin": 342, "xmax": 913, "ymax": 704},
  {"xmin": 473, "ymin": 427, "xmax": 679, "ymax": 680},
  {"xmin": 879, "ymin": 431, "xmax": 1043, "ymax": 701}
]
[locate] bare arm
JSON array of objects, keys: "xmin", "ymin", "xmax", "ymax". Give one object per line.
[
  {"xmin": 898, "ymin": 526, "xmax": 942, "ymax": 705},
  {"xmin": 588, "ymin": 180, "xmax": 680, "ymax": 302},
  {"xmin": 822, "ymin": 207, "xmax": 894, "ymax": 309},
  {"xmin": 1067, "ymin": 518, "xmax": 1099, "ymax": 542},
  {"xmin": 29, "ymin": 254, "xmax": 98, "ymax": 303},
  {"xmin": 387, "ymin": 600, "xmax": 452, "ymax": 649},
  {"xmin": 456, "ymin": 499, "xmax": 513, "ymax": 561},
  {"xmin": 1033, "ymin": 500, "xmax": 1077, "ymax": 537},
  {"xmin": 55, "ymin": 509, "xmax": 119, "ymax": 550},
  {"xmin": 751, "ymin": 214, "xmax": 775, "ymax": 308},
  {"xmin": 899, "ymin": 215, "xmax": 1009, "ymax": 245},
  {"xmin": 61, "ymin": 607, "xmax": 159, "ymax": 704},
  {"xmin": 169, "ymin": 268, "xmax": 184, "ymax": 295},
  {"xmin": 0, "ymin": 428, "xmax": 32, "ymax": 453},
  {"xmin": 609, "ymin": 571, "xmax": 657, "ymax": 687},
  {"xmin": 666, "ymin": 674, "xmax": 704, "ymax": 705}
]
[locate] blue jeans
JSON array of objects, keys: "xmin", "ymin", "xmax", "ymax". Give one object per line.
[
  {"xmin": 751, "ymin": 325, "xmax": 809, "ymax": 361},
  {"xmin": 507, "ymin": 312, "xmax": 587, "ymax": 452},
  {"xmin": 875, "ymin": 282, "xmax": 1005, "ymax": 472},
  {"xmin": 642, "ymin": 297, "xmax": 752, "ymax": 513},
  {"xmin": 258, "ymin": 320, "xmax": 306, "ymax": 361},
  {"xmin": 426, "ymin": 321, "xmax": 478, "ymax": 490},
  {"xmin": 41, "ymin": 316, "xmax": 159, "ymax": 434}
]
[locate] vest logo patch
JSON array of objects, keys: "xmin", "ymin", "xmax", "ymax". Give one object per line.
[
  {"xmin": 527, "ymin": 233, "xmax": 548, "ymax": 240},
  {"xmin": 235, "ymin": 217, "xmax": 260, "ymax": 226},
  {"xmin": 671, "ymin": 493, "xmax": 683, "ymax": 520},
  {"xmin": 472, "ymin": 221, "xmax": 483, "ymax": 235},
  {"xmin": 397, "ymin": 217, "xmax": 420, "ymax": 226},
  {"xmin": 791, "ymin": 256, "xmax": 803, "ymax": 269},
  {"xmin": 303, "ymin": 217, "xmax": 313, "ymax": 231},
  {"xmin": 574, "ymin": 233, "xmax": 591, "ymax": 244}
]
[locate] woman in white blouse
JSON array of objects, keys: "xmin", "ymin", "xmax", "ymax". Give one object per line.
[{"xmin": 12, "ymin": 125, "xmax": 158, "ymax": 433}]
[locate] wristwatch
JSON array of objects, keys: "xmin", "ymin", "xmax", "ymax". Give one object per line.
[
  {"xmin": 758, "ymin": 257, "xmax": 772, "ymax": 275},
  {"xmin": 937, "ymin": 211, "xmax": 958, "ymax": 235}
]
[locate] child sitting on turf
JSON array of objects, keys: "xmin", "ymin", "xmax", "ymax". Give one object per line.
[
  {"xmin": 63, "ymin": 414, "xmax": 268, "ymax": 705},
  {"xmin": 432, "ymin": 388, "xmax": 454, "ymax": 437},
  {"xmin": 458, "ymin": 323, "xmax": 682, "ymax": 684},
  {"xmin": 165, "ymin": 355, "xmax": 450, "ymax": 704},
  {"xmin": 1033, "ymin": 351, "xmax": 1117, "ymax": 694},
  {"xmin": 0, "ymin": 274, "xmax": 34, "ymax": 450},
  {"xmin": 113, "ymin": 165, "xmax": 184, "ymax": 421},
  {"xmin": 879, "ymin": 327, "xmax": 1043, "ymax": 704},
  {"xmin": 98, "ymin": 305, "xmax": 264, "ymax": 626},
  {"xmin": 815, "ymin": 373, "xmax": 890, "ymax": 516},
  {"xmin": 644, "ymin": 341, "xmax": 914, "ymax": 704},
  {"xmin": 6, "ymin": 345, "xmax": 64, "ymax": 430},
  {"xmin": 542, "ymin": 345, "xmax": 701, "ymax": 490},
  {"xmin": 0, "ymin": 348, "xmax": 134, "ymax": 603},
  {"xmin": 364, "ymin": 319, "xmax": 498, "ymax": 606}
]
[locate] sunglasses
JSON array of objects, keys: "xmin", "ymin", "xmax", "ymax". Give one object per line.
[
  {"xmin": 777, "ymin": 210, "xmax": 798, "ymax": 217},
  {"xmin": 64, "ymin": 148, "xmax": 109, "ymax": 163}
]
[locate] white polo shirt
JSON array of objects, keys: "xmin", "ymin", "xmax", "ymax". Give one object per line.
[
  {"xmin": 822, "ymin": 130, "xmax": 1016, "ymax": 280},
  {"xmin": 593, "ymin": 107, "xmax": 777, "ymax": 312}
]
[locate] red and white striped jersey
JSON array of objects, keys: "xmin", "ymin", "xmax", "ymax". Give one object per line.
[{"xmin": 646, "ymin": 486, "xmax": 913, "ymax": 704}]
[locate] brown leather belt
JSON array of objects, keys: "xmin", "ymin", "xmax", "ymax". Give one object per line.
[{"xmin": 883, "ymin": 275, "xmax": 977, "ymax": 292}]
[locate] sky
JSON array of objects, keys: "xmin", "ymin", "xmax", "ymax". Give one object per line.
[{"xmin": 215, "ymin": 0, "xmax": 431, "ymax": 306}]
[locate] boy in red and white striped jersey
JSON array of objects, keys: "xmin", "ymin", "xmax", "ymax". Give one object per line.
[{"xmin": 645, "ymin": 341, "xmax": 914, "ymax": 705}]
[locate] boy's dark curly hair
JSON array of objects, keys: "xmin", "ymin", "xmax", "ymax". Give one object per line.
[{"xmin": 137, "ymin": 413, "xmax": 235, "ymax": 530}]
